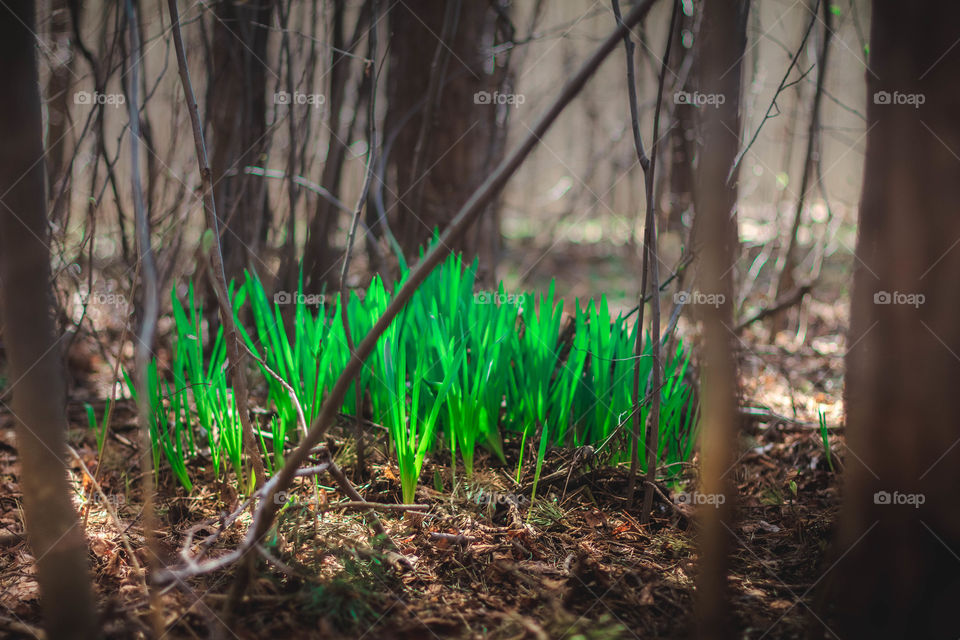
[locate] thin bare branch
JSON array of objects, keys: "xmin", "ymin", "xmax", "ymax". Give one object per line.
[{"xmin": 124, "ymin": 0, "xmax": 162, "ymax": 632}]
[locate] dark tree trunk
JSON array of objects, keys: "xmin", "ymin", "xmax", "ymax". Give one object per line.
[
  {"xmin": 207, "ymin": 0, "xmax": 274, "ymax": 284},
  {"xmin": 691, "ymin": 2, "xmax": 749, "ymax": 638},
  {"xmin": 302, "ymin": 0, "xmax": 352, "ymax": 289},
  {"xmin": 0, "ymin": 3, "xmax": 98, "ymax": 638},
  {"xmin": 384, "ymin": 0, "xmax": 511, "ymax": 284},
  {"xmin": 824, "ymin": 2, "xmax": 960, "ymax": 637}
]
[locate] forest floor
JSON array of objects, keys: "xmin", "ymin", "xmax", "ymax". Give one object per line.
[{"xmin": 0, "ymin": 246, "xmax": 849, "ymax": 639}]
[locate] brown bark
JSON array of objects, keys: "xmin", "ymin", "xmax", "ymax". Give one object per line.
[
  {"xmin": 302, "ymin": 0, "xmax": 373, "ymax": 290},
  {"xmin": 0, "ymin": 2, "xmax": 98, "ymax": 638},
  {"xmin": 207, "ymin": 0, "xmax": 274, "ymax": 284},
  {"xmin": 302, "ymin": 0, "xmax": 349, "ymax": 289},
  {"xmin": 824, "ymin": 2, "xmax": 960, "ymax": 637},
  {"xmin": 691, "ymin": 1, "xmax": 748, "ymax": 638},
  {"xmin": 384, "ymin": 0, "xmax": 511, "ymax": 284}
]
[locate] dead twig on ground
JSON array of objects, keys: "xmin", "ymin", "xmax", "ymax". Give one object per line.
[{"xmin": 335, "ymin": 501, "xmax": 429, "ymax": 512}]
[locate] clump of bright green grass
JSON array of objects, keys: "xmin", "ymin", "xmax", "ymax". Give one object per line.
[{"xmin": 133, "ymin": 250, "xmax": 698, "ymax": 502}]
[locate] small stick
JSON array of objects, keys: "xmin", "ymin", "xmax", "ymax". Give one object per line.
[
  {"xmin": 335, "ymin": 501, "xmax": 429, "ymax": 512},
  {"xmin": 622, "ymin": 251, "xmax": 695, "ymax": 319},
  {"xmin": 730, "ymin": 0, "xmax": 823, "ymax": 175},
  {"xmin": 241, "ymin": 343, "xmax": 308, "ymax": 438},
  {"xmin": 255, "ymin": 543, "xmax": 305, "ymax": 579},
  {"xmin": 646, "ymin": 480, "xmax": 686, "ymax": 520},
  {"xmin": 739, "ymin": 406, "xmax": 827, "ymax": 429},
  {"xmin": 325, "ymin": 457, "xmax": 393, "ymax": 544}
]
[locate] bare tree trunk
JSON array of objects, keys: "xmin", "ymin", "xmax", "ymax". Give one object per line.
[
  {"xmin": 277, "ymin": 0, "xmax": 325, "ymax": 291},
  {"xmin": 207, "ymin": 0, "xmax": 274, "ymax": 284},
  {"xmin": 384, "ymin": 0, "xmax": 512, "ymax": 284},
  {"xmin": 302, "ymin": 0, "xmax": 349, "ymax": 289},
  {"xmin": 302, "ymin": 0, "xmax": 378, "ymax": 290},
  {"xmin": 824, "ymin": 2, "xmax": 960, "ymax": 637},
  {"xmin": 769, "ymin": 0, "xmax": 831, "ymax": 336},
  {"xmin": 692, "ymin": 2, "xmax": 749, "ymax": 637},
  {"xmin": 0, "ymin": 3, "xmax": 98, "ymax": 638}
]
